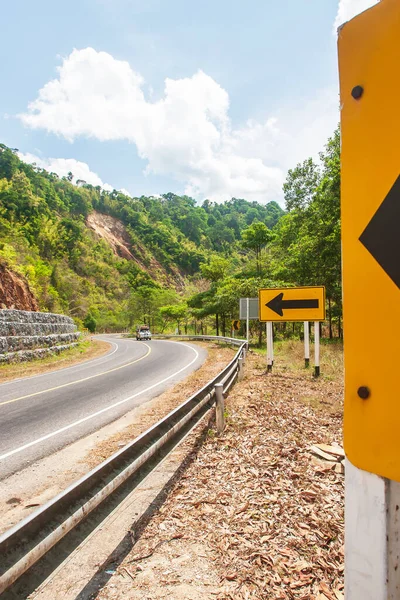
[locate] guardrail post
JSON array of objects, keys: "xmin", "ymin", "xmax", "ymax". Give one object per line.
[
  {"xmin": 241, "ymin": 348, "xmax": 246, "ymax": 366},
  {"xmin": 238, "ymin": 356, "xmax": 244, "ymax": 381},
  {"xmin": 215, "ymin": 383, "xmax": 225, "ymax": 433}
]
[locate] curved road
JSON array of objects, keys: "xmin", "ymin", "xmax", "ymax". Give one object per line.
[{"xmin": 0, "ymin": 336, "xmax": 207, "ymax": 480}]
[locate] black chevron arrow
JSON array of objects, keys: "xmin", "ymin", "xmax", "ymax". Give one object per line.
[
  {"xmin": 266, "ymin": 293, "xmax": 319, "ymax": 317},
  {"xmin": 359, "ymin": 175, "xmax": 400, "ymax": 290}
]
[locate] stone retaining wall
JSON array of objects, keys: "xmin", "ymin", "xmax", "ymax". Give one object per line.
[{"xmin": 0, "ymin": 309, "xmax": 80, "ymax": 363}]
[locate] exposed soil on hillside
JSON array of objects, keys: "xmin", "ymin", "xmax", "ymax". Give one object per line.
[
  {"xmin": 0, "ymin": 262, "xmax": 38, "ymax": 311},
  {"xmin": 87, "ymin": 211, "xmax": 184, "ymax": 289},
  {"xmin": 87, "ymin": 212, "xmax": 137, "ymax": 262}
]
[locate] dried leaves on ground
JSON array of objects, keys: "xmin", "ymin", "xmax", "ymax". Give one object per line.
[{"xmin": 97, "ymin": 343, "xmax": 344, "ymax": 600}]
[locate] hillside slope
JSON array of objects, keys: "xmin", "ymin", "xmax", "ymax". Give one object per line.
[
  {"xmin": 0, "ymin": 143, "xmax": 284, "ymax": 329},
  {"xmin": 86, "ymin": 211, "xmax": 185, "ymax": 289}
]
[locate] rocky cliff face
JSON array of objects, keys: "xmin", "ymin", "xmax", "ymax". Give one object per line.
[{"xmin": 0, "ymin": 263, "xmax": 39, "ymax": 311}]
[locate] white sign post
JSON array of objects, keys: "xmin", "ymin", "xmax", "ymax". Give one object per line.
[
  {"xmin": 270, "ymin": 322, "xmax": 274, "ymax": 365},
  {"xmin": 246, "ymin": 298, "xmax": 249, "ymax": 342},
  {"xmin": 304, "ymin": 321, "xmax": 310, "ymax": 368},
  {"xmin": 314, "ymin": 321, "xmax": 320, "ymax": 377},
  {"xmin": 266, "ymin": 322, "xmax": 273, "ymax": 372}
]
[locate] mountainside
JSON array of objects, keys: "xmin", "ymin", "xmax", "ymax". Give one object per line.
[{"xmin": 0, "ymin": 143, "xmax": 284, "ymax": 330}]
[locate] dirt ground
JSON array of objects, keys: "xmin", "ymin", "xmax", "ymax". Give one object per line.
[{"xmin": 96, "ymin": 341, "xmax": 344, "ymax": 600}]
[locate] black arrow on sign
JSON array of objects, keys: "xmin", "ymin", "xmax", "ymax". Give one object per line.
[
  {"xmin": 359, "ymin": 175, "xmax": 400, "ymax": 290},
  {"xmin": 266, "ymin": 293, "xmax": 319, "ymax": 317}
]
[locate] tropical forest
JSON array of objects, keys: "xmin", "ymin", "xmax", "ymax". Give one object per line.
[{"xmin": 0, "ymin": 127, "xmax": 340, "ymax": 339}]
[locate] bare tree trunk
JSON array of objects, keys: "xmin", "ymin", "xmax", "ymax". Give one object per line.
[
  {"xmin": 216, "ymin": 313, "xmax": 219, "ymax": 336},
  {"xmin": 328, "ymin": 297, "xmax": 333, "ymax": 339}
]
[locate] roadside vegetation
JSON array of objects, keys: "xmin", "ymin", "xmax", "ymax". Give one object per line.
[
  {"xmin": 253, "ymin": 338, "xmax": 343, "ymax": 382},
  {"xmin": 0, "ymin": 127, "xmax": 340, "ymax": 343}
]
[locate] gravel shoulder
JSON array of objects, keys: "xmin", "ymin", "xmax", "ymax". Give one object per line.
[{"xmin": 97, "ymin": 343, "xmax": 344, "ymax": 600}]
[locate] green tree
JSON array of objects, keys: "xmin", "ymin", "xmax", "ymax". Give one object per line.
[
  {"xmin": 159, "ymin": 304, "xmax": 187, "ymax": 334},
  {"xmin": 83, "ymin": 313, "xmax": 97, "ymax": 333},
  {"xmin": 200, "ymin": 256, "xmax": 230, "ymax": 282},
  {"xmin": 283, "ymin": 157, "xmax": 320, "ymax": 212},
  {"xmin": 241, "ymin": 222, "xmax": 273, "ymax": 275}
]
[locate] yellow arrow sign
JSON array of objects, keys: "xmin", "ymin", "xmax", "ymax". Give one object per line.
[
  {"xmin": 339, "ymin": 0, "xmax": 400, "ymax": 480},
  {"xmin": 258, "ymin": 287, "xmax": 325, "ymax": 322},
  {"xmin": 232, "ymin": 320, "xmax": 240, "ymax": 331}
]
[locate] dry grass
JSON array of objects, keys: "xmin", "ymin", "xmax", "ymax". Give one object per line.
[
  {"xmin": 0, "ymin": 338, "xmax": 111, "ymax": 383},
  {"xmin": 253, "ymin": 339, "xmax": 343, "ymax": 381}
]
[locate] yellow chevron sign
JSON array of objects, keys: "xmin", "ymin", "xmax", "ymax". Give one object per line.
[{"xmin": 339, "ymin": 0, "xmax": 400, "ymax": 480}]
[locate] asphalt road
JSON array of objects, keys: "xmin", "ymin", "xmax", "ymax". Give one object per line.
[{"xmin": 0, "ymin": 336, "xmax": 207, "ymax": 480}]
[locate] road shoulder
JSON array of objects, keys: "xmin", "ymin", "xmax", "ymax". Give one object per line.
[{"xmin": 0, "ymin": 337, "xmax": 111, "ymax": 384}]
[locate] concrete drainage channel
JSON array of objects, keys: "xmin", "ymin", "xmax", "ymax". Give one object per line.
[{"xmin": 0, "ymin": 335, "xmax": 247, "ymax": 597}]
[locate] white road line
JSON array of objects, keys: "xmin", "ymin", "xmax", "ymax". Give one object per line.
[
  {"xmin": 0, "ymin": 342, "xmax": 200, "ymax": 462},
  {"xmin": 0, "ymin": 340, "xmax": 119, "ymax": 387},
  {"xmin": 0, "ymin": 344, "xmax": 151, "ymax": 408}
]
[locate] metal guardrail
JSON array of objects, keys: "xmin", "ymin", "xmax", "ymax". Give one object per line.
[
  {"xmin": 0, "ymin": 335, "xmax": 247, "ymax": 594},
  {"xmin": 153, "ymin": 334, "xmax": 245, "ymax": 346}
]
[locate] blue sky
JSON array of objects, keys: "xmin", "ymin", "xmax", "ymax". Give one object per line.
[{"xmin": 0, "ymin": 0, "xmax": 377, "ymax": 205}]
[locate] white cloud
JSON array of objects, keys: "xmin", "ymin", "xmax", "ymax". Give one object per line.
[
  {"xmin": 334, "ymin": 0, "xmax": 379, "ymax": 31},
  {"xmin": 18, "ymin": 152, "xmax": 114, "ymax": 191},
  {"xmin": 19, "ymin": 47, "xmax": 339, "ymax": 204}
]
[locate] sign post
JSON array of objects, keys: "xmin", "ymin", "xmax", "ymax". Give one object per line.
[
  {"xmin": 339, "ymin": 2, "xmax": 400, "ymax": 597},
  {"xmin": 313, "ymin": 322, "xmax": 320, "ymax": 378},
  {"xmin": 269, "ymin": 322, "xmax": 274, "ymax": 365},
  {"xmin": 304, "ymin": 321, "xmax": 310, "ymax": 368},
  {"xmin": 246, "ymin": 298, "xmax": 249, "ymax": 342},
  {"xmin": 266, "ymin": 322, "xmax": 273, "ymax": 372}
]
